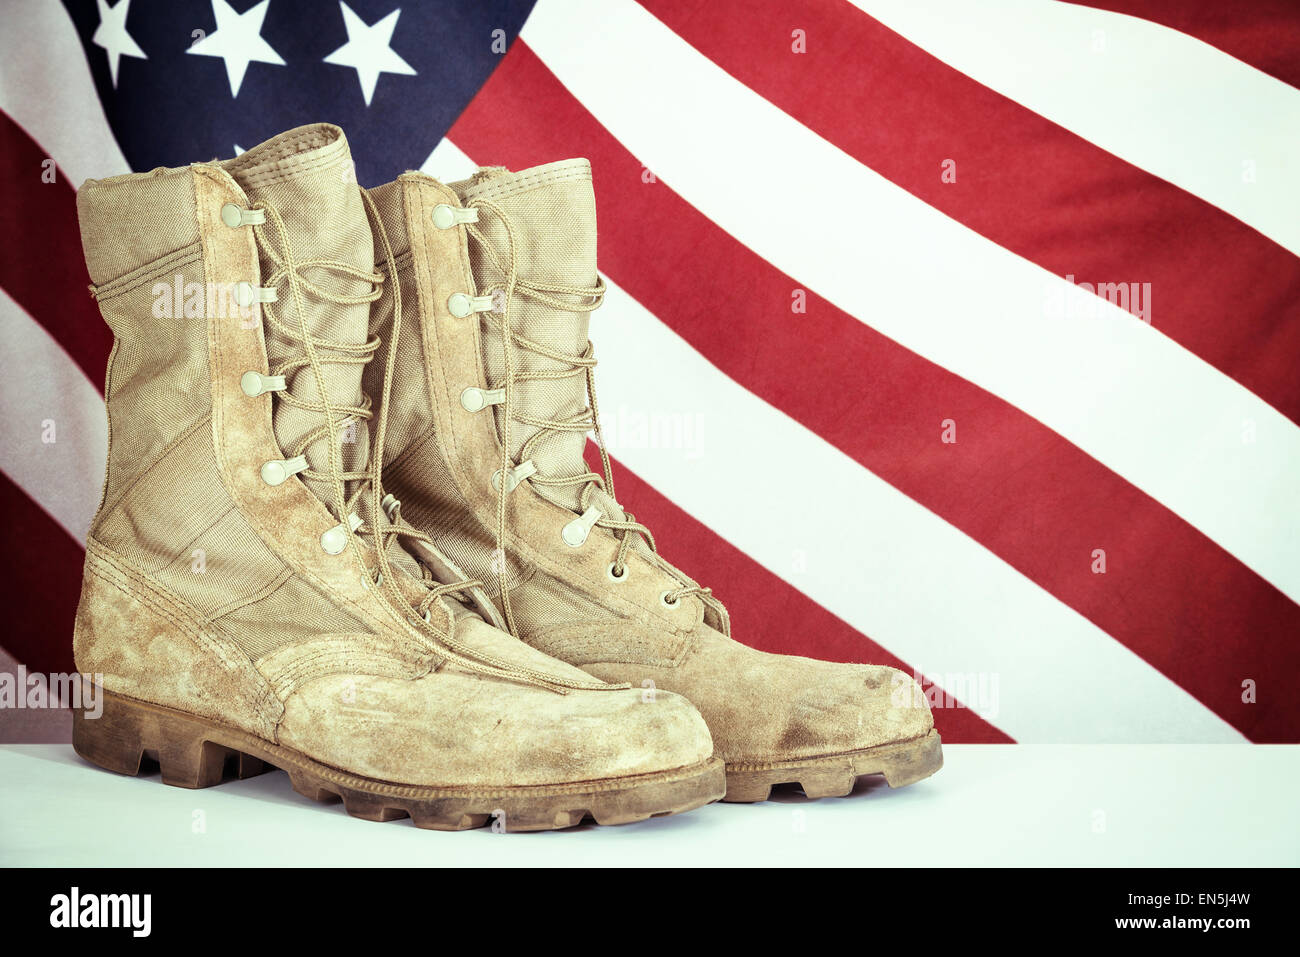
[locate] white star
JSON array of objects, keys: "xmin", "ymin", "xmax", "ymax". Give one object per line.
[
  {"xmin": 323, "ymin": 3, "xmax": 416, "ymax": 106},
  {"xmin": 188, "ymin": 0, "xmax": 285, "ymax": 98},
  {"xmin": 92, "ymin": 0, "xmax": 146, "ymax": 89}
]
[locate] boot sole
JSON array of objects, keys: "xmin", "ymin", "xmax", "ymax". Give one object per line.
[
  {"xmin": 73, "ymin": 688, "xmax": 726, "ymax": 831},
  {"xmin": 721, "ymin": 729, "xmax": 943, "ymax": 802}
]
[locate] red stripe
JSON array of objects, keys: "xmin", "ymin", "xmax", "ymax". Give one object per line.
[
  {"xmin": 596, "ymin": 448, "xmax": 1013, "ymax": 743},
  {"xmin": 637, "ymin": 0, "xmax": 1300, "ymax": 427},
  {"xmin": 0, "ymin": 111, "xmax": 110, "ymax": 393},
  {"xmin": 0, "ymin": 472, "xmax": 81, "ymax": 675},
  {"xmin": 450, "ymin": 43, "xmax": 1300, "ymax": 742},
  {"xmin": 1066, "ymin": 0, "xmax": 1300, "ymax": 90}
]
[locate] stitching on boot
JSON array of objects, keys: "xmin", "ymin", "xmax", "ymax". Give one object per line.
[
  {"xmin": 256, "ymin": 638, "xmax": 422, "ymax": 702},
  {"xmin": 98, "ymin": 414, "xmax": 212, "ymax": 518},
  {"xmin": 91, "ymin": 242, "xmax": 204, "ymax": 299},
  {"xmin": 222, "ymin": 127, "xmax": 341, "ymax": 182},
  {"xmin": 202, "ymin": 566, "xmax": 293, "ymax": 623},
  {"xmin": 84, "ymin": 540, "xmax": 284, "ymax": 735},
  {"xmin": 376, "ymin": 249, "xmax": 414, "ymax": 275},
  {"xmin": 456, "ymin": 163, "xmax": 592, "ymax": 204},
  {"xmin": 527, "ymin": 620, "xmax": 688, "ymax": 668},
  {"xmin": 225, "ymin": 131, "xmax": 351, "ymax": 189}
]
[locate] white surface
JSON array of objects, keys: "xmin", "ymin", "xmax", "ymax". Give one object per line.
[{"xmin": 2, "ymin": 744, "xmax": 1295, "ymax": 866}]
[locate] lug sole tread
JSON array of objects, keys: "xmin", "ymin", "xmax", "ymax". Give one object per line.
[
  {"xmin": 74, "ymin": 688, "xmax": 725, "ymax": 832},
  {"xmin": 722, "ymin": 729, "xmax": 943, "ymax": 803}
]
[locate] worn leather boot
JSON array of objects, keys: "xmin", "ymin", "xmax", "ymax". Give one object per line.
[
  {"xmin": 367, "ymin": 160, "xmax": 942, "ymax": 802},
  {"xmin": 71, "ymin": 126, "xmax": 722, "ymax": 830}
]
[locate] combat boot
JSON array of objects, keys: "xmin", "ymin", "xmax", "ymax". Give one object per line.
[
  {"xmin": 71, "ymin": 128, "xmax": 722, "ymax": 829},
  {"xmin": 368, "ymin": 160, "xmax": 941, "ymax": 802}
]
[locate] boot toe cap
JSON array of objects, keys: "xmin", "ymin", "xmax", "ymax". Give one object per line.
[
  {"xmin": 277, "ymin": 672, "xmax": 714, "ymax": 788},
  {"xmin": 785, "ymin": 664, "xmax": 934, "ymax": 754},
  {"xmin": 583, "ymin": 630, "xmax": 935, "ymax": 764}
]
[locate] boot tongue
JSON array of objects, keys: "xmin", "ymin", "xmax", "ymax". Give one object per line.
[
  {"xmin": 454, "ymin": 159, "xmax": 621, "ymax": 519},
  {"xmin": 225, "ymin": 125, "xmax": 418, "ymax": 576}
]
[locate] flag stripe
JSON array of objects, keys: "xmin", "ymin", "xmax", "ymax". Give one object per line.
[
  {"xmin": 445, "ymin": 50, "xmax": 1297, "ymax": 741},
  {"xmin": 642, "ymin": 0, "xmax": 1300, "ymax": 418},
  {"xmin": 0, "ymin": 112, "xmax": 112, "ymax": 392},
  {"xmin": 515, "ymin": 5, "xmax": 1300, "ymax": 609},
  {"xmin": 1065, "ymin": 0, "xmax": 1300, "ymax": 90},
  {"xmin": 851, "ymin": 0, "xmax": 1300, "ymax": 257},
  {"xmin": 0, "ymin": 469, "xmax": 81, "ymax": 675},
  {"xmin": 0, "ymin": 0, "xmax": 130, "ymax": 187},
  {"xmin": 0, "ymin": 285, "xmax": 105, "ymax": 546}
]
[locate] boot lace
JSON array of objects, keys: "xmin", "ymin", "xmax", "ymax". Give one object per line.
[
  {"xmin": 249, "ymin": 197, "xmax": 612, "ymax": 692},
  {"xmin": 465, "ymin": 199, "xmax": 712, "ymax": 634}
]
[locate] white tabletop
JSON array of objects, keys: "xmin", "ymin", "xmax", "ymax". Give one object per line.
[{"xmin": 2, "ymin": 743, "xmax": 1296, "ymax": 866}]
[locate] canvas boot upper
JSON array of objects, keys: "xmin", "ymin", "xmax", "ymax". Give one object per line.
[
  {"xmin": 371, "ymin": 161, "xmax": 937, "ymax": 774},
  {"xmin": 71, "ymin": 127, "xmax": 715, "ymax": 797}
]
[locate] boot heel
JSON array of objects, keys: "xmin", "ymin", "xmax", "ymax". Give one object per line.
[{"xmin": 73, "ymin": 688, "xmax": 267, "ymax": 789}]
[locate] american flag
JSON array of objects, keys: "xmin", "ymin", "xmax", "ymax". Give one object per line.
[{"xmin": 2, "ymin": 0, "xmax": 1297, "ymax": 745}]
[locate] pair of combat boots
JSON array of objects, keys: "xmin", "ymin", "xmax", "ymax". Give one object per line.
[{"xmin": 71, "ymin": 124, "xmax": 941, "ymax": 831}]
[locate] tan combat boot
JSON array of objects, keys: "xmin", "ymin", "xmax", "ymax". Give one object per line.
[
  {"xmin": 368, "ymin": 160, "xmax": 942, "ymax": 802},
  {"xmin": 71, "ymin": 126, "xmax": 723, "ymax": 830}
]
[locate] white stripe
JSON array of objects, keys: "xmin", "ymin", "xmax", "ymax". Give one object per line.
[
  {"xmin": 419, "ymin": 139, "xmax": 479, "ymax": 180},
  {"xmin": 0, "ymin": 0, "xmax": 123, "ymax": 545},
  {"xmin": 854, "ymin": 0, "xmax": 1300, "ymax": 257},
  {"xmin": 0, "ymin": 288, "xmax": 105, "ymax": 546},
  {"xmin": 521, "ymin": 0, "xmax": 1300, "ymax": 607},
  {"xmin": 434, "ymin": 136, "xmax": 1242, "ymax": 743},
  {"xmin": 0, "ymin": 0, "xmax": 130, "ymax": 184}
]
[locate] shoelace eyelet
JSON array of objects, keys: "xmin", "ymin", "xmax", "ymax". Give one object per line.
[
  {"xmin": 320, "ymin": 527, "xmax": 347, "ymax": 555},
  {"xmin": 659, "ymin": 590, "xmax": 681, "ymax": 609},
  {"xmin": 491, "ymin": 460, "xmax": 537, "ymax": 494},
  {"xmin": 460, "ymin": 386, "xmax": 505, "ymax": 412},
  {"xmin": 240, "ymin": 370, "xmax": 286, "ymax": 397},
  {"xmin": 431, "ymin": 204, "xmax": 478, "ymax": 230},
  {"xmin": 234, "ymin": 281, "xmax": 276, "ymax": 308},
  {"xmin": 221, "ymin": 203, "xmax": 265, "ymax": 228},
  {"xmin": 260, "ymin": 455, "xmax": 307, "ymax": 487},
  {"xmin": 447, "ymin": 292, "xmax": 494, "ymax": 318},
  {"xmin": 448, "ymin": 293, "xmax": 471, "ymax": 317},
  {"xmin": 320, "ymin": 513, "xmax": 363, "ymax": 555},
  {"xmin": 561, "ymin": 506, "xmax": 604, "ymax": 547},
  {"xmin": 607, "ymin": 562, "xmax": 628, "ymax": 583}
]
